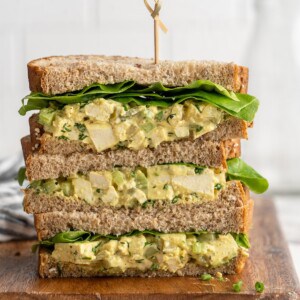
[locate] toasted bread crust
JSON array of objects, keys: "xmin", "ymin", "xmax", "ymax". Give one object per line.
[
  {"xmin": 38, "ymin": 248, "xmax": 247, "ymax": 278},
  {"xmin": 27, "ymin": 55, "xmax": 249, "ymax": 95},
  {"xmin": 33, "ymin": 181, "xmax": 251, "ymax": 240}
]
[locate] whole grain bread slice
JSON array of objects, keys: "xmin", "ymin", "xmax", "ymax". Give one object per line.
[
  {"xmin": 38, "ymin": 248, "xmax": 248, "ymax": 278},
  {"xmin": 28, "ymin": 115, "xmax": 247, "ymax": 156},
  {"xmin": 25, "ymin": 138, "xmax": 240, "ymax": 181},
  {"xmin": 34, "ymin": 181, "xmax": 253, "ymax": 240},
  {"xmin": 28, "ymin": 55, "xmax": 249, "ymax": 95}
]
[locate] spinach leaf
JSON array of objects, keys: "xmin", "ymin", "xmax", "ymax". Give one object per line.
[
  {"xmin": 17, "ymin": 167, "xmax": 27, "ymax": 186},
  {"xmin": 227, "ymin": 158, "xmax": 269, "ymax": 194},
  {"xmin": 19, "ymin": 80, "xmax": 259, "ymax": 122}
]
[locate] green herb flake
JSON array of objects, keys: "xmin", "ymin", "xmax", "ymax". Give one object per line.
[
  {"xmin": 163, "ymin": 184, "xmax": 170, "ymax": 190},
  {"xmin": 96, "ymin": 189, "xmax": 101, "ymax": 193},
  {"xmin": 200, "ymin": 274, "xmax": 212, "ymax": 281},
  {"xmin": 135, "ymin": 259, "xmax": 144, "ymax": 263},
  {"xmin": 58, "ymin": 135, "xmax": 69, "ymax": 140},
  {"xmin": 255, "ymin": 281, "xmax": 264, "ymax": 293},
  {"xmin": 142, "ymin": 200, "xmax": 155, "ymax": 209},
  {"xmin": 194, "ymin": 125, "xmax": 203, "ymax": 132},
  {"xmin": 61, "ymin": 123, "xmax": 71, "ymax": 133},
  {"xmin": 232, "ymin": 280, "xmax": 243, "ymax": 292},
  {"xmin": 214, "ymin": 183, "xmax": 223, "ymax": 191},
  {"xmin": 74, "ymin": 123, "xmax": 86, "ymax": 132},
  {"xmin": 79, "ymin": 133, "xmax": 88, "ymax": 140},
  {"xmin": 195, "ymin": 167, "xmax": 204, "ymax": 174},
  {"xmin": 150, "ymin": 263, "xmax": 159, "ymax": 270},
  {"xmin": 171, "ymin": 196, "xmax": 180, "ymax": 204}
]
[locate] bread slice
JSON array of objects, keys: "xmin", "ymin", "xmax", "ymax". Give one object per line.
[
  {"xmin": 28, "ymin": 55, "xmax": 249, "ymax": 95},
  {"xmin": 28, "ymin": 114, "xmax": 247, "ymax": 156},
  {"xmin": 34, "ymin": 181, "xmax": 253, "ymax": 240},
  {"xmin": 25, "ymin": 138, "xmax": 240, "ymax": 181},
  {"xmin": 38, "ymin": 248, "xmax": 248, "ymax": 278}
]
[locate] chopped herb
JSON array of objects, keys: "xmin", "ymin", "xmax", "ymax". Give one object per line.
[
  {"xmin": 195, "ymin": 167, "xmax": 204, "ymax": 174},
  {"xmin": 214, "ymin": 183, "xmax": 223, "ymax": 191},
  {"xmin": 74, "ymin": 123, "xmax": 86, "ymax": 132},
  {"xmin": 142, "ymin": 200, "xmax": 155, "ymax": 208},
  {"xmin": 92, "ymin": 242, "xmax": 102, "ymax": 255},
  {"xmin": 58, "ymin": 135, "xmax": 69, "ymax": 140},
  {"xmin": 82, "ymin": 256, "xmax": 92, "ymax": 260},
  {"xmin": 163, "ymin": 184, "xmax": 170, "ymax": 190},
  {"xmin": 96, "ymin": 189, "xmax": 101, "ymax": 193},
  {"xmin": 200, "ymin": 274, "xmax": 212, "ymax": 281},
  {"xmin": 155, "ymin": 111, "xmax": 164, "ymax": 121},
  {"xmin": 194, "ymin": 125, "xmax": 203, "ymax": 132},
  {"xmin": 167, "ymin": 113, "xmax": 176, "ymax": 124},
  {"xmin": 168, "ymin": 132, "xmax": 174, "ymax": 136},
  {"xmin": 150, "ymin": 263, "xmax": 159, "ymax": 270},
  {"xmin": 131, "ymin": 171, "xmax": 136, "ymax": 178},
  {"xmin": 135, "ymin": 259, "xmax": 144, "ymax": 263},
  {"xmin": 61, "ymin": 123, "xmax": 71, "ymax": 133},
  {"xmin": 217, "ymin": 276, "xmax": 225, "ymax": 282},
  {"xmin": 172, "ymin": 196, "xmax": 180, "ymax": 204},
  {"xmin": 232, "ymin": 280, "xmax": 243, "ymax": 292},
  {"xmin": 255, "ymin": 281, "xmax": 264, "ymax": 293},
  {"xmin": 79, "ymin": 133, "xmax": 88, "ymax": 140}
]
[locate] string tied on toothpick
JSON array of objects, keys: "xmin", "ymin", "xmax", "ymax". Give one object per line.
[{"xmin": 144, "ymin": 0, "xmax": 168, "ymax": 64}]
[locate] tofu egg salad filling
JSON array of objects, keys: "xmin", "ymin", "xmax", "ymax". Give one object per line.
[
  {"xmin": 20, "ymin": 80, "xmax": 260, "ymax": 152},
  {"xmin": 39, "ymin": 99, "xmax": 224, "ymax": 151},
  {"xmin": 37, "ymin": 230, "xmax": 250, "ymax": 274},
  {"xmin": 29, "ymin": 164, "xmax": 226, "ymax": 208}
]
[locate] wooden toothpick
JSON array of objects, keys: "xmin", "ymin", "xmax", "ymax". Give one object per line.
[{"xmin": 144, "ymin": 0, "xmax": 168, "ymax": 64}]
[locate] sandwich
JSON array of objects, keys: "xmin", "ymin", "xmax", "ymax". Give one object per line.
[{"xmin": 19, "ymin": 55, "xmax": 268, "ymax": 278}]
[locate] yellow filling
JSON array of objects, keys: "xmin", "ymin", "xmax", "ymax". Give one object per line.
[
  {"xmin": 33, "ymin": 165, "xmax": 226, "ymax": 208},
  {"xmin": 42, "ymin": 99, "xmax": 224, "ymax": 151},
  {"xmin": 52, "ymin": 233, "xmax": 240, "ymax": 273}
]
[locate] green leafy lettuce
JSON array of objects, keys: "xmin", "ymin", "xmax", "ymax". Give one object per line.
[
  {"xmin": 33, "ymin": 230, "xmax": 250, "ymax": 252},
  {"xmin": 16, "ymin": 167, "xmax": 27, "ymax": 186},
  {"xmin": 19, "ymin": 80, "xmax": 259, "ymax": 122},
  {"xmin": 227, "ymin": 158, "xmax": 269, "ymax": 194}
]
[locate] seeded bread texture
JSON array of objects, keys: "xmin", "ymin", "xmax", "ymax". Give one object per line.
[
  {"xmin": 29, "ymin": 116, "xmax": 247, "ymax": 156},
  {"xmin": 38, "ymin": 248, "xmax": 247, "ymax": 278},
  {"xmin": 28, "ymin": 55, "xmax": 249, "ymax": 95},
  {"xmin": 34, "ymin": 181, "xmax": 252, "ymax": 240},
  {"xmin": 25, "ymin": 138, "xmax": 240, "ymax": 181}
]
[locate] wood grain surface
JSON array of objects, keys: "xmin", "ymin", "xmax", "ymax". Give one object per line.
[{"xmin": 0, "ymin": 199, "xmax": 299, "ymax": 300}]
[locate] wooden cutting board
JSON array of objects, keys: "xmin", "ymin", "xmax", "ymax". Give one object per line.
[{"xmin": 0, "ymin": 199, "xmax": 299, "ymax": 299}]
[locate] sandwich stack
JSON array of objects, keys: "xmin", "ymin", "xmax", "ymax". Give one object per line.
[{"xmin": 20, "ymin": 55, "xmax": 268, "ymax": 278}]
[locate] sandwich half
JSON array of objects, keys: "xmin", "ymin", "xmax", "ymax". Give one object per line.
[{"xmin": 19, "ymin": 55, "xmax": 268, "ymax": 278}]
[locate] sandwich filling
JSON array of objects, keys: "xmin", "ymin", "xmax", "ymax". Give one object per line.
[
  {"xmin": 28, "ymin": 164, "xmax": 226, "ymax": 208},
  {"xmin": 39, "ymin": 99, "xmax": 225, "ymax": 151},
  {"xmin": 39, "ymin": 231, "xmax": 250, "ymax": 274}
]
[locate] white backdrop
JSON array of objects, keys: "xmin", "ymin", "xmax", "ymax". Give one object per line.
[{"xmin": 0, "ymin": 0, "xmax": 299, "ymax": 194}]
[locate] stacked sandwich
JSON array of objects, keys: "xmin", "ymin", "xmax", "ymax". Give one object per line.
[{"xmin": 19, "ymin": 55, "xmax": 268, "ymax": 278}]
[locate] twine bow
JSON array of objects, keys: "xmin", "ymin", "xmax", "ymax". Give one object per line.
[{"xmin": 144, "ymin": 0, "xmax": 168, "ymax": 33}]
